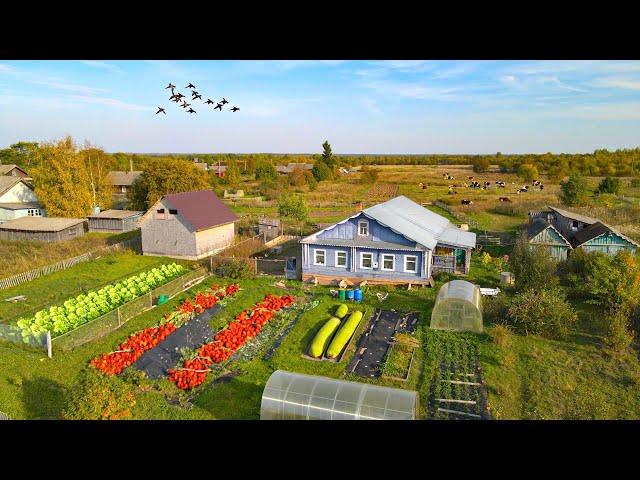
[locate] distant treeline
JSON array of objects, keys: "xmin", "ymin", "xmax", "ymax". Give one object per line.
[{"xmin": 2, "ymin": 142, "xmax": 639, "ymax": 178}]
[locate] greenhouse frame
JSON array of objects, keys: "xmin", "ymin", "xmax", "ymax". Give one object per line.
[
  {"xmin": 260, "ymin": 370, "xmax": 419, "ymax": 420},
  {"xmin": 430, "ymin": 280, "xmax": 483, "ymax": 333}
]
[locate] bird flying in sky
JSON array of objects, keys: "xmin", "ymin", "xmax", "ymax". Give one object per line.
[
  {"xmin": 230, "ymin": 106, "xmax": 239, "ymax": 112},
  {"xmin": 187, "ymin": 108, "xmax": 196, "ymax": 114},
  {"xmin": 156, "ymin": 107, "xmax": 166, "ymax": 114},
  {"xmin": 214, "ymin": 103, "xmax": 223, "ymax": 111},
  {"xmin": 165, "ymin": 83, "xmax": 176, "ymax": 90},
  {"xmin": 221, "ymin": 98, "xmax": 229, "ymax": 105},
  {"xmin": 186, "ymin": 83, "xmax": 196, "ymax": 89}
]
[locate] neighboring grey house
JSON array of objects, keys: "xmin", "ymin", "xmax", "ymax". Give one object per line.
[
  {"xmin": 0, "ymin": 177, "xmax": 44, "ymax": 223},
  {"xmin": 300, "ymin": 195, "xmax": 476, "ymax": 286},
  {"xmin": 87, "ymin": 209, "xmax": 144, "ymax": 233},
  {"xmin": 139, "ymin": 189, "xmax": 238, "ymax": 260},
  {"xmin": 0, "ymin": 217, "xmax": 86, "ymax": 242}
]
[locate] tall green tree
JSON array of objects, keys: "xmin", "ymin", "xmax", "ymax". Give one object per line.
[
  {"xmin": 560, "ymin": 174, "xmax": 589, "ymax": 206},
  {"xmin": 597, "ymin": 176, "xmax": 621, "ymax": 195},
  {"xmin": 321, "ymin": 140, "xmax": 337, "ymax": 169},
  {"xmin": 224, "ymin": 158, "xmax": 241, "ymax": 188},
  {"xmin": 509, "ymin": 233, "xmax": 559, "ymax": 292},
  {"xmin": 129, "ymin": 157, "xmax": 211, "ymax": 210}
]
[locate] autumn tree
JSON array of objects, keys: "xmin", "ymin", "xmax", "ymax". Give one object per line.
[
  {"xmin": 30, "ymin": 136, "xmax": 112, "ymax": 217},
  {"xmin": 560, "ymin": 174, "xmax": 589, "ymax": 206},
  {"xmin": 224, "ymin": 159, "xmax": 241, "ymax": 188},
  {"xmin": 129, "ymin": 157, "xmax": 211, "ymax": 210},
  {"xmin": 518, "ymin": 163, "xmax": 539, "ymax": 182},
  {"xmin": 472, "ymin": 157, "xmax": 490, "ymax": 173}
]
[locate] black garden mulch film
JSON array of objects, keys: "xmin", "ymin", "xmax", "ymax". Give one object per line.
[
  {"xmin": 134, "ymin": 304, "xmax": 223, "ymax": 379},
  {"xmin": 347, "ymin": 309, "xmax": 419, "ymax": 379}
]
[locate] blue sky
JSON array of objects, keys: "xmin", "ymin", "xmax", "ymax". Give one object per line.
[{"xmin": 1, "ymin": 60, "xmax": 639, "ymax": 154}]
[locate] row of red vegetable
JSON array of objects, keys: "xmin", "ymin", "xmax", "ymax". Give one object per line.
[
  {"xmin": 90, "ymin": 283, "xmax": 240, "ymax": 376},
  {"xmin": 168, "ymin": 294, "xmax": 296, "ymax": 390}
]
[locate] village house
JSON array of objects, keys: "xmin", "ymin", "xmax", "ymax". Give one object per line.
[
  {"xmin": 528, "ymin": 205, "xmax": 638, "ymax": 257},
  {"xmin": 0, "ymin": 164, "xmax": 30, "ymax": 178},
  {"xmin": 300, "ymin": 195, "xmax": 476, "ymax": 285},
  {"xmin": 139, "ymin": 189, "xmax": 238, "ymax": 260},
  {"xmin": 107, "ymin": 170, "xmax": 143, "ymax": 201},
  {"xmin": 276, "ymin": 163, "xmax": 314, "ymax": 175},
  {"xmin": 0, "ymin": 177, "xmax": 44, "ymax": 223},
  {"xmin": 0, "ymin": 217, "xmax": 85, "ymax": 242}
]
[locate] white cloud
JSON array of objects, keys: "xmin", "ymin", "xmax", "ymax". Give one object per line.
[
  {"xmin": 592, "ymin": 76, "xmax": 640, "ymax": 90},
  {"xmin": 364, "ymin": 79, "xmax": 464, "ymax": 101},
  {"xmin": 66, "ymin": 94, "xmax": 152, "ymax": 111},
  {"xmin": 33, "ymin": 80, "xmax": 107, "ymax": 96},
  {"xmin": 80, "ymin": 61, "xmax": 124, "ymax": 74},
  {"xmin": 0, "ymin": 63, "xmax": 18, "ymax": 74}
]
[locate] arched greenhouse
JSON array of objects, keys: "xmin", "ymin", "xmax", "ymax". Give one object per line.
[
  {"xmin": 430, "ymin": 280, "xmax": 483, "ymax": 333},
  {"xmin": 260, "ymin": 370, "xmax": 419, "ymax": 420}
]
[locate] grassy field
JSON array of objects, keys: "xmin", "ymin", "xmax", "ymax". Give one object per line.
[
  {"xmin": 0, "ymin": 251, "xmax": 185, "ymax": 323},
  {"xmin": 0, "ymin": 230, "xmax": 140, "ymax": 278}
]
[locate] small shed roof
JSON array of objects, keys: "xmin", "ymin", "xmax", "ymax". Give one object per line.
[
  {"xmin": 87, "ymin": 209, "xmax": 143, "ymax": 219},
  {"xmin": 548, "ymin": 206, "xmax": 597, "ymax": 225},
  {"xmin": 0, "ymin": 202, "xmax": 42, "ymax": 210},
  {"xmin": 570, "ymin": 221, "xmax": 639, "ymax": 248},
  {"xmin": 159, "ymin": 189, "xmax": 238, "ymax": 231},
  {"xmin": 0, "ymin": 217, "xmax": 85, "ymax": 232},
  {"xmin": 107, "ymin": 171, "xmax": 143, "ymax": 186}
]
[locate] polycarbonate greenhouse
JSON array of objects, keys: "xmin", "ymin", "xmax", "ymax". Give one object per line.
[
  {"xmin": 430, "ymin": 280, "xmax": 483, "ymax": 333},
  {"xmin": 260, "ymin": 370, "xmax": 419, "ymax": 420}
]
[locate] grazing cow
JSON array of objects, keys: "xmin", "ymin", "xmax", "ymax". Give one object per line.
[
  {"xmin": 422, "ymin": 184, "xmax": 427, "ymax": 190},
  {"xmin": 468, "ymin": 176, "xmax": 474, "ymax": 180},
  {"xmin": 463, "ymin": 182, "xmax": 468, "ymax": 188},
  {"xmin": 539, "ymin": 184, "xmax": 544, "ymax": 190},
  {"xmin": 498, "ymin": 197, "xmax": 511, "ymax": 202},
  {"xmin": 518, "ymin": 188, "xmax": 528, "ymax": 193},
  {"xmin": 448, "ymin": 190, "xmax": 458, "ymax": 195},
  {"xmin": 461, "ymin": 199, "xmax": 473, "ymax": 205}
]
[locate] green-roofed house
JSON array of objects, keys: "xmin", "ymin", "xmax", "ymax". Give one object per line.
[{"xmin": 526, "ymin": 217, "xmax": 572, "ymax": 261}]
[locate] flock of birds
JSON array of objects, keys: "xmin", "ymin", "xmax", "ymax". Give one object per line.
[{"xmin": 156, "ymin": 83, "xmax": 239, "ymax": 116}]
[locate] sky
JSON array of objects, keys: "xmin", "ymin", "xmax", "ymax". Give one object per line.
[{"xmin": 1, "ymin": 60, "xmax": 640, "ymax": 154}]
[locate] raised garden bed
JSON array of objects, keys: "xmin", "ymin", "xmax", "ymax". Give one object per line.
[{"xmin": 301, "ymin": 307, "xmax": 366, "ymax": 363}]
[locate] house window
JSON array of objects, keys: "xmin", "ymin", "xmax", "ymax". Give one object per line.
[
  {"xmin": 335, "ymin": 251, "xmax": 347, "ymax": 268},
  {"xmin": 360, "ymin": 252, "xmax": 373, "ymax": 269},
  {"xmin": 169, "ymin": 209, "xmax": 178, "ymax": 215},
  {"xmin": 27, "ymin": 209, "xmax": 41, "ymax": 217},
  {"xmin": 571, "ymin": 220, "xmax": 579, "ymax": 231},
  {"xmin": 314, "ymin": 249, "xmax": 326, "ymax": 266},
  {"xmin": 358, "ymin": 220, "xmax": 369, "ymax": 236},
  {"xmin": 381, "ymin": 254, "xmax": 395, "ymax": 271},
  {"xmin": 156, "ymin": 208, "xmax": 166, "ymax": 219},
  {"xmin": 404, "ymin": 255, "xmax": 418, "ymax": 273}
]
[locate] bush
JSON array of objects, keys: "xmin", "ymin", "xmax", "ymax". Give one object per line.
[
  {"xmin": 560, "ymin": 174, "xmax": 589, "ymax": 206},
  {"xmin": 490, "ymin": 324, "xmax": 512, "ymax": 348},
  {"xmin": 359, "ymin": 166, "xmax": 379, "ymax": 184},
  {"xmin": 63, "ymin": 368, "xmax": 136, "ymax": 420},
  {"xmin": 213, "ymin": 258, "xmax": 255, "ymax": 279},
  {"xmin": 255, "ymin": 161, "xmax": 277, "ymax": 181},
  {"xmin": 518, "ymin": 163, "xmax": 539, "ymax": 182},
  {"xmin": 597, "ymin": 176, "xmax": 622, "ymax": 195},
  {"xmin": 312, "ymin": 160, "xmax": 332, "ymax": 181},
  {"xmin": 603, "ymin": 305, "xmax": 634, "ymax": 356},
  {"xmin": 509, "ymin": 234, "xmax": 559, "ymax": 292},
  {"xmin": 483, "ymin": 294, "xmax": 510, "ymax": 325},
  {"xmin": 305, "ymin": 171, "xmax": 318, "ymax": 191},
  {"xmin": 278, "ymin": 193, "xmax": 309, "ymax": 221},
  {"xmin": 472, "ymin": 157, "xmax": 490, "ymax": 173},
  {"xmin": 506, "ymin": 288, "xmax": 577, "ymax": 338}
]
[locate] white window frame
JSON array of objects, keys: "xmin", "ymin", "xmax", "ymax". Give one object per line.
[
  {"xmin": 358, "ymin": 220, "xmax": 369, "ymax": 236},
  {"xmin": 360, "ymin": 252, "xmax": 373, "ymax": 270},
  {"xmin": 404, "ymin": 255, "xmax": 418, "ymax": 273},
  {"xmin": 381, "ymin": 254, "xmax": 395, "ymax": 271},
  {"xmin": 335, "ymin": 250, "xmax": 347, "ymax": 268},
  {"xmin": 314, "ymin": 249, "xmax": 326, "ymax": 266}
]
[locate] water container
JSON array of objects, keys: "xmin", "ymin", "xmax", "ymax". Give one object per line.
[
  {"xmin": 157, "ymin": 294, "xmax": 170, "ymax": 306},
  {"xmin": 338, "ymin": 289, "xmax": 346, "ymax": 300},
  {"xmin": 346, "ymin": 289, "xmax": 355, "ymax": 300},
  {"xmin": 354, "ymin": 288, "xmax": 363, "ymax": 302}
]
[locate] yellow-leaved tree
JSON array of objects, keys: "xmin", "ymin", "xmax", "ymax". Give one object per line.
[{"xmin": 30, "ymin": 136, "xmax": 114, "ymax": 217}]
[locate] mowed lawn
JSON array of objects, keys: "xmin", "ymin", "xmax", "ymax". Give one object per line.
[{"xmin": 0, "ymin": 252, "xmax": 184, "ymax": 323}]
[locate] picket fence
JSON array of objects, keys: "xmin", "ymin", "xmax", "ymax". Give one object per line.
[{"xmin": 0, "ymin": 236, "xmax": 142, "ymax": 291}]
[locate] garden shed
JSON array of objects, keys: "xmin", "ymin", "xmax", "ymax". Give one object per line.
[
  {"xmin": 260, "ymin": 370, "xmax": 419, "ymax": 420},
  {"xmin": 87, "ymin": 209, "xmax": 143, "ymax": 233},
  {"xmin": 0, "ymin": 217, "xmax": 86, "ymax": 243},
  {"xmin": 430, "ymin": 280, "xmax": 483, "ymax": 333}
]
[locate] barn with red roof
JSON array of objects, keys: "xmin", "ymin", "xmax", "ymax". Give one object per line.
[{"xmin": 139, "ymin": 189, "xmax": 238, "ymax": 260}]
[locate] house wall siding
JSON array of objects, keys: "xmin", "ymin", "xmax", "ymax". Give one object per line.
[
  {"xmin": 579, "ymin": 232, "xmax": 637, "ymax": 255},
  {"xmin": 141, "ymin": 199, "xmax": 198, "ymax": 258},
  {"xmin": 0, "ymin": 182, "xmax": 39, "ymax": 203},
  {"xmin": 195, "ymin": 222, "xmax": 235, "ymax": 256},
  {"xmin": 317, "ymin": 214, "xmax": 414, "ymax": 246},
  {"xmin": 303, "ymin": 244, "xmax": 426, "ymax": 281},
  {"xmin": 529, "ymin": 227, "xmax": 570, "ymax": 261}
]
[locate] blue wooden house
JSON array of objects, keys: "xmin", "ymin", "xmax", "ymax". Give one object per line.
[
  {"xmin": 526, "ymin": 218, "xmax": 572, "ymax": 261},
  {"xmin": 300, "ymin": 196, "xmax": 476, "ymax": 285},
  {"xmin": 527, "ymin": 206, "xmax": 638, "ymax": 258}
]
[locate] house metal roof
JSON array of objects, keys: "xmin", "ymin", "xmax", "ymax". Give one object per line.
[
  {"xmin": 0, "ymin": 202, "xmax": 42, "ymax": 210},
  {"xmin": 162, "ymin": 189, "xmax": 238, "ymax": 231},
  {"xmin": 87, "ymin": 209, "xmax": 144, "ymax": 219},
  {"xmin": 308, "ymin": 237, "xmax": 424, "ymax": 251},
  {"xmin": 107, "ymin": 171, "xmax": 143, "ymax": 186},
  {"xmin": 0, "ymin": 217, "xmax": 85, "ymax": 232},
  {"xmin": 548, "ymin": 206, "xmax": 598, "ymax": 225},
  {"xmin": 526, "ymin": 218, "xmax": 572, "ymax": 246},
  {"xmin": 303, "ymin": 195, "xmax": 476, "ymax": 250}
]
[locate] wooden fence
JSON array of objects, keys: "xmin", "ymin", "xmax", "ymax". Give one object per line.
[
  {"xmin": 432, "ymin": 201, "xmax": 480, "ymax": 229},
  {"xmin": 0, "ymin": 236, "xmax": 142, "ymax": 291}
]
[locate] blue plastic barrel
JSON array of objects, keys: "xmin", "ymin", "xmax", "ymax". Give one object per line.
[
  {"xmin": 354, "ymin": 288, "xmax": 363, "ymax": 302},
  {"xmin": 346, "ymin": 289, "xmax": 355, "ymax": 300}
]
